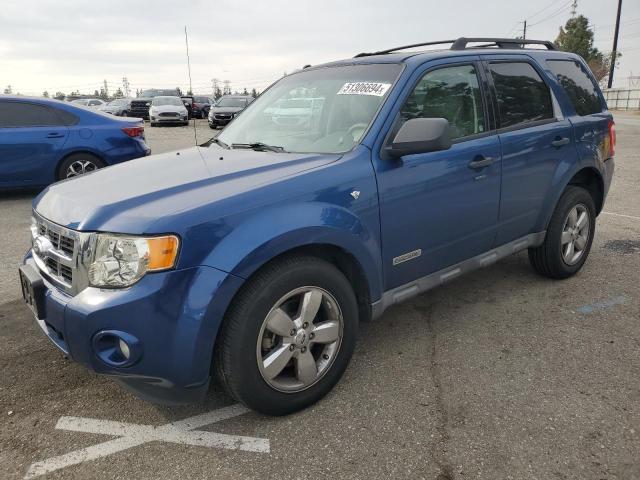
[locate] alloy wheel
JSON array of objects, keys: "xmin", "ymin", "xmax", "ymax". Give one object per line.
[
  {"xmin": 256, "ymin": 287, "xmax": 343, "ymax": 393},
  {"xmin": 66, "ymin": 160, "xmax": 98, "ymax": 178},
  {"xmin": 561, "ymin": 203, "xmax": 590, "ymax": 265}
]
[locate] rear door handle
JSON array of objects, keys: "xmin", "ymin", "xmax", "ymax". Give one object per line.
[
  {"xmin": 468, "ymin": 156, "xmax": 494, "ymax": 170},
  {"xmin": 551, "ymin": 137, "xmax": 570, "ymax": 148},
  {"xmin": 46, "ymin": 132, "xmax": 65, "ymax": 138}
]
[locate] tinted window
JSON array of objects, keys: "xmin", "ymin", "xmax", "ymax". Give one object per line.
[
  {"xmin": 489, "ymin": 62, "xmax": 553, "ymax": 128},
  {"xmin": 0, "ymin": 102, "xmax": 63, "ymax": 127},
  {"xmin": 52, "ymin": 108, "xmax": 79, "ymax": 125},
  {"xmin": 547, "ymin": 60, "xmax": 602, "ymax": 116},
  {"xmin": 400, "ymin": 64, "xmax": 486, "ymax": 140}
]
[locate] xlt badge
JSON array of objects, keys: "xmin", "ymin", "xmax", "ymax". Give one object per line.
[{"xmin": 393, "ymin": 249, "xmax": 422, "ymax": 265}]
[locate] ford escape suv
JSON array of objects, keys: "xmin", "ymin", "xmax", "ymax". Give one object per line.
[{"xmin": 19, "ymin": 38, "xmax": 615, "ymax": 415}]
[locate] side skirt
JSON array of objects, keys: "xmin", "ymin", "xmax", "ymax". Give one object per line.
[{"xmin": 370, "ymin": 231, "xmax": 546, "ymax": 320}]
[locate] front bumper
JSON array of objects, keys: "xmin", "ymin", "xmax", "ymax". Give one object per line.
[{"xmin": 21, "ymin": 251, "xmax": 243, "ymax": 404}]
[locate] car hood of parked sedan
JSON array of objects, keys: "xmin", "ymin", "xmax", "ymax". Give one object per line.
[
  {"xmin": 151, "ymin": 105, "xmax": 187, "ymax": 114},
  {"xmin": 33, "ymin": 144, "xmax": 340, "ymax": 233}
]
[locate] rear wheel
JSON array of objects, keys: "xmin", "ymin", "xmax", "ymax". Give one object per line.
[
  {"xmin": 57, "ymin": 153, "xmax": 105, "ymax": 181},
  {"xmin": 528, "ymin": 186, "xmax": 596, "ymax": 279},
  {"xmin": 215, "ymin": 255, "xmax": 358, "ymax": 415}
]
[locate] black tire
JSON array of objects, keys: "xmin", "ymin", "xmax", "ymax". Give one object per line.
[
  {"xmin": 528, "ymin": 185, "xmax": 596, "ymax": 279},
  {"xmin": 122, "ymin": 111, "xmax": 129, "ymax": 117},
  {"xmin": 214, "ymin": 255, "xmax": 359, "ymax": 416},
  {"xmin": 57, "ymin": 153, "xmax": 105, "ymax": 181},
  {"xmin": 209, "ymin": 123, "xmax": 217, "ymax": 129},
  {"xmin": 150, "ymin": 122, "xmax": 157, "ymax": 127}
]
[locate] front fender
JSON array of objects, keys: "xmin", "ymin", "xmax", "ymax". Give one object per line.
[{"xmin": 201, "ymin": 202, "xmax": 384, "ymax": 302}]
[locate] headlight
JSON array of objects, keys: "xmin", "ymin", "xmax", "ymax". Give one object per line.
[{"xmin": 88, "ymin": 234, "xmax": 179, "ymax": 288}]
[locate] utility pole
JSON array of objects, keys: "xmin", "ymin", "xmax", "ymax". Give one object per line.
[
  {"xmin": 608, "ymin": 0, "xmax": 623, "ymax": 89},
  {"xmin": 570, "ymin": 0, "xmax": 578, "ymax": 17},
  {"xmin": 522, "ymin": 20, "xmax": 527, "ymax": 39},
  {"xmin": 122, "ymin": 77, "xmax": 130, "ymax": 97}
]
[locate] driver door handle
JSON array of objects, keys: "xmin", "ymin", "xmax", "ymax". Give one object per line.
[{"xmin": 468, "ymin": 156, "xmax": 494, "ymax": 170}]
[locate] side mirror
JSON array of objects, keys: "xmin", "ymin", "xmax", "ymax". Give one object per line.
[{"xmin": 386, "ymin": 118, "xmax": 451, "ymax": 159}]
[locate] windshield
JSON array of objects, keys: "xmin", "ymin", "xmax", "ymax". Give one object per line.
[
  {"xmin": 217, "ymin": 64, "xmax": 401, "ymax": 154},
  {"xmin": 194, "ymin": 96, "xmax": 210, "ymax": 103},
  {"xmin": 109, "ymin": 98, "xmax": 129, "ymax": 106},
  {"xmin": 152, "ymin": 96, "xmax": 184, "ymax": 106},
  {"xmin": 217, "ymin": 97, "xmax": 248, "ymax": 108}
]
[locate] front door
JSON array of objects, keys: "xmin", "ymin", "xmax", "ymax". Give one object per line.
[{"xmin": 373, "ymin": 61, "xmax": 501, "ymax": 290}]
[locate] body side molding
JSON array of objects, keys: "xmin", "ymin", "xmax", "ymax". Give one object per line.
[{"xmin": 371, "ymin": 231, "xmax": 546, "ymax": 319}]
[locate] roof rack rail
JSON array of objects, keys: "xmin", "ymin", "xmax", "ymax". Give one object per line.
[
  {"xmin": 450, "ymin": 37, "xmax": 556, "ymax": 50},
  {"xmin": 354, "ymin": 37, "xmax": 556, "ymax": 58}
]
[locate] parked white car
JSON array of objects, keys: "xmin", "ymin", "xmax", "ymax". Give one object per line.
[
  {"xmin": 149, "ymin": 96, "xmax": 189, "ymax": 126},
  {"xmin": 70, "ymin": 98, "xmax": 107, "ymax": 108}
]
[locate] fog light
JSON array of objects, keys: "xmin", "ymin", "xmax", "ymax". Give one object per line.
[
  {"xmin": 92, "ymin": 330, "xmax": 142, "ymax": 367},
  {"xmin": 118, "ymin": 339, "xmax": 130, "ymax": 360}
]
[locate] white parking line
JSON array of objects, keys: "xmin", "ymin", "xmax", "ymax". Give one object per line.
[
  {"xmin": 602, "ymin": 211, "xmax": 640, "ymax": 221},
  {"xmin": 24, "ymin": 404, "xmax": 269, "ymax": 479}
]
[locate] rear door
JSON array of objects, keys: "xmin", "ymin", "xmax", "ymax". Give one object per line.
[
  {"xmin": 483, "ymin": 56, "xmax": 581, "ymax": 245},
  {"xmin": 0, "ymin": 100, "xmax": 69, "ymax": 185},
  {"xmin": 546, "ymin": 58, "xmax": 612, "ymax": 166}
]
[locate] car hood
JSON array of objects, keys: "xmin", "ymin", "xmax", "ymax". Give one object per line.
[
  {"xmin": 210, "ymin": 106, "xmax": 244, "ymax": 114},
  {"xmin": 33, "ymin": 145, "xmax": 340, "ymax": 233},
  {"xmin": 151, "ymin": 105, "xmax": 187, "ymax": 113}
]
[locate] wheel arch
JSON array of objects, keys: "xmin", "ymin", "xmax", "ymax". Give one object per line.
[
  {"xmin": 56, "ymin": 149, "xmax": 106, "ymax": 180},
  {"xmin": 539, "ymin": 165, "xmax": 605, "ymax": 231}
]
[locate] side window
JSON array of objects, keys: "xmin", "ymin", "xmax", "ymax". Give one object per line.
[
  {"xmin": 52, "ymin": 108, "xmax": 79, "ymax": 126},
  {"xmin": 489, "ymin": 62, "xmax": 554, "ymax": 129},
  {"xmin": 0, "ymin": 102, "xmax": 62, "ymax": 127},
  {"xmin": 400, "ymin": 64, "xmax": 486, "ymax": 140},
  {"xmin": 547, "ymin": 59, "xmax": 602, "ymax": 116}
]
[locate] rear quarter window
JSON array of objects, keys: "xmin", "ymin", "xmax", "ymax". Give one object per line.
[
  {"xmin": 489, "ymin": 61, "xmax": 554, "ymax": 129},
  {"xmin": 546, "ymin": 59, "xmax": 603, "ymax": 116}
]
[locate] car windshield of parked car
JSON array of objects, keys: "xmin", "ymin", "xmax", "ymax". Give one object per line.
[
  {"xmin": 216, "ymin": 64, "xmax": 401, "ymax": 154},
  {"xmin": 217, "ymin": 97, "xmax": 248, "ymax": 108},
  {"xmin": 152, "ymin": 96, "xmax": 184, "ymax": 107},
  {"xmin": 109, "ymin": 98, "xmax": 129, "ymax": 106},
  {"xmin": 194, "ymin": 96, "xmax": 210, "ymax": 103}
]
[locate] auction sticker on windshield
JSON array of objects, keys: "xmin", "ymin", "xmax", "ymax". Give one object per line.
[{"xmin": 337, "ymin": 82, "xmax": 391, "ymax": 96}]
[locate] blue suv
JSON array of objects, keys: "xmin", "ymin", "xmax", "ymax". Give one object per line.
[
  {"xmin": 19, "ymin": 38, "xmax": 615, "ymax": 415},
  {"xmin": 0, "ymin": 96, "xmax": 150, "ymax": 187}
]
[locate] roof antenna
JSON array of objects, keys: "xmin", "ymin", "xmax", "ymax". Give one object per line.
[{"xmin": 184, "ymin": 25, "xmax": 197, "ymax": 146}]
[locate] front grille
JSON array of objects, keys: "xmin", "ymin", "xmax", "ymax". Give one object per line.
[
  {"xmin": 215, "ymin": 114, "xmax": 232, "ymax": 120},
  {"xmin": 159, "ymin": 112, "xmax": 179, "ymax": 117},
  {"xmin": 32, "ymin": 214, "xmax": 81, "ymax": 291}
]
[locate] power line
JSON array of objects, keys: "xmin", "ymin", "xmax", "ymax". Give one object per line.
[{"xmin": 528, "ymin": 1, "xmax": 573, "ymax": 27}]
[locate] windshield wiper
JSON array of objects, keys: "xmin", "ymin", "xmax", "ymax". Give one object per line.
[
  {"xmin": 201, "ymin": 137, "xmax": 229, "ymax": 149},
  {"xmin": 231, "ymin": 142, "xmax": 287, "ymax": 153}
]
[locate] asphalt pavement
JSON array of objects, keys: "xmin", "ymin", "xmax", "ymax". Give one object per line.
[{"xmin": 1, "ymin": 115, "xmax": 638, "ymax": 480}]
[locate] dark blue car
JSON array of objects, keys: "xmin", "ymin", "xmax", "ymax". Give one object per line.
[
  {"xmin": 0, "ymin": 96, "xmax": 150, "ymax": 187},
  {"xmin": 19, "ymin": 38, "xmax": 615, "ymax": 415}
]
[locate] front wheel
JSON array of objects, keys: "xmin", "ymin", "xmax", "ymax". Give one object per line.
[
  {"xmin": 215, "ymin": 256, "xmax": 358, "ymax": 415},
  {"xmin": 528, "ymin": 185, "xmax": 596, "ymax": 279}
]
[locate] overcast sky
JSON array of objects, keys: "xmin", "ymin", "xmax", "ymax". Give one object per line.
[{"xmin": 1, "ymin": 0, "xmax": 639, "ymax": 96}]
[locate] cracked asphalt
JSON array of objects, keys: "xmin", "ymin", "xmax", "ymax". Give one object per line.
[{"xmin": 1, "ymin": 115, "xmax": 639, "ymax": 480}]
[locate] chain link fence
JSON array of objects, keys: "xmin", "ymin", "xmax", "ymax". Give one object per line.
[{"xmin": 602, "ymin": 89, "xmax": 640, "ymax": 110}]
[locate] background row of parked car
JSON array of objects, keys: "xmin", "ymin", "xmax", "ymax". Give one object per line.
[{"xmin": 69, "ymin": 90, "xmax": 257, "ymax": 129}]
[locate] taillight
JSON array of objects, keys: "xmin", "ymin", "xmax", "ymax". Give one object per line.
[
  {"xmin": 608, "ymin": 119, "xmax": 616, "ymax": 157},
  {"xmin": 122, "ymin": 126, "xmax": 144, "ymax": 138}
]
